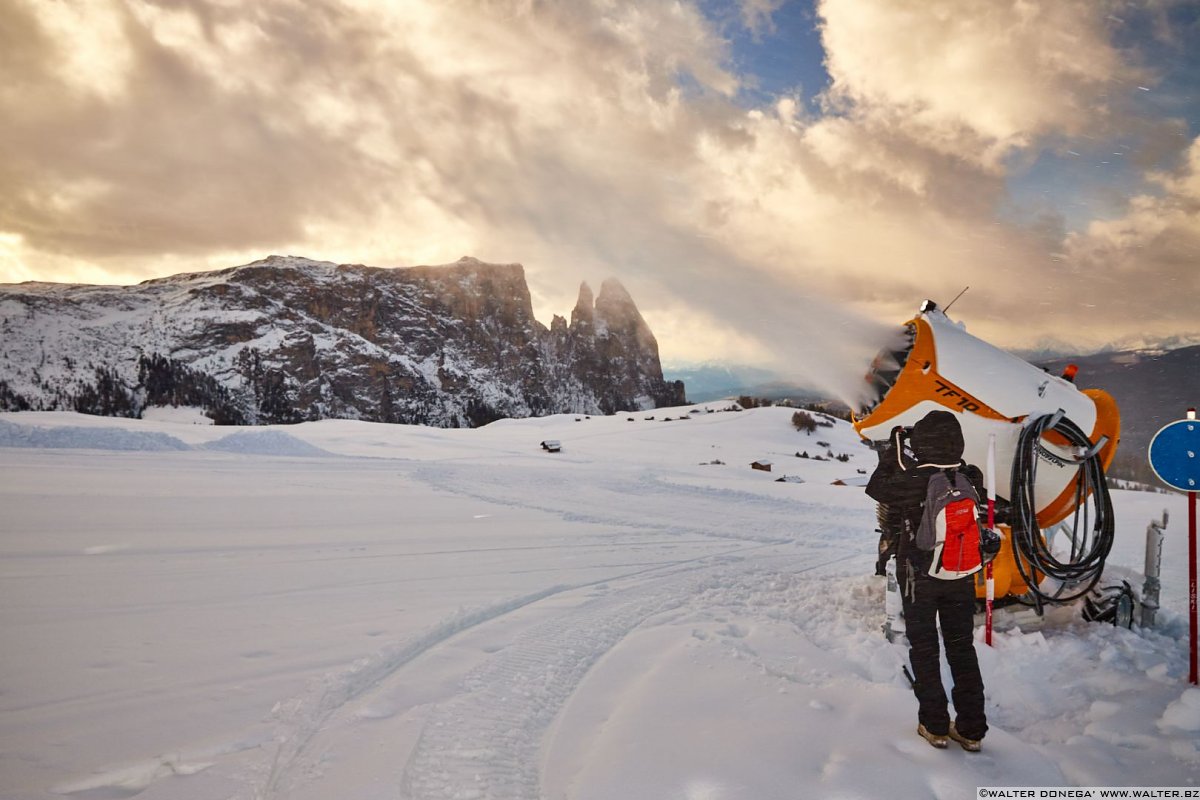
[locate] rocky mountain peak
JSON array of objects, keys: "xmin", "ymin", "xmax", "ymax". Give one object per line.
[
  {"xmin": 0, "ymin": 255, "xmax": 686, "ymax": 426},
  {"xmin": 596, "ymin": 277, "xmax": 633, "ymax": 306},
  {"xmin": 571, "ymin": 281, "xmax": 595, "ymax": 328},
  {"xmin": 595, "ymin": 278, "xmax": 657, "ymax": 351}
]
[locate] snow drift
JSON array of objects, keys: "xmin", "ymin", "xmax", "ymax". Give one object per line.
[{"xmin": 0, "ymin": 407, "xmax": 1196, "ymax": 799}]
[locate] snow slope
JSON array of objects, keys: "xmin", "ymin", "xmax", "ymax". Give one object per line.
[{"xmin": 0, "ymin": 407, "xmax": 1196, "ymax": 800}]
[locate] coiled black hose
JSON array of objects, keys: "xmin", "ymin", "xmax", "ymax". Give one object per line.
[{"xmin": 1009, "ymin": 411, "xmax": 1115, "ymax": 604}]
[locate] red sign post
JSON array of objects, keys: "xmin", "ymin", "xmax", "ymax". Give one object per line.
[
  {"xmin": 1148, "ymin": 409, "xmax": 1199, "ymax": 685},
  {"xmin": 985, "ymin": 433, "xmax": 996, "ymax": 647},
  {"xmin": 1191, "ymin": 486, "xmax": 1197, "ymax": 685}
]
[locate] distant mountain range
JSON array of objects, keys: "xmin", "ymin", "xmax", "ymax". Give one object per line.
[
  {"xmin": 0, "ymin": 255, "xmax": 685, "ymax": 426},
  {"xmin": 1036, "ymin": 346, "xmax": 1200, "ymax": 482},
  {"xmin": 1011, "ymin": 334, "xmax": 1200, "ymax": 363},
  {"xmin": 660, "ymin": 363, "xmax": 824, "ymax": 404}
]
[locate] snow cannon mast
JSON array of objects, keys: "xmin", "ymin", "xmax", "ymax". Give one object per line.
[{"xmin": 852, "ymin": 300, "xmax": 1121, "ymax": 604}]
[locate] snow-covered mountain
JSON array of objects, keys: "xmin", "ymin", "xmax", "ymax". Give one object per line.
[
  {"xmin": 1012, "ymin": 332, "xmax": 1200, "ymax": 363},
  {"xmin": 0, "ymin": 255, "xmax": 685, "ymax": 426},
  {"xmin": 1035, "ymin": 344, "xmax": 1200, "ymax": 481}
]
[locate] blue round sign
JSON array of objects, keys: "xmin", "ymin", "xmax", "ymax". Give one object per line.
[{"xmin": 1148, "ymin": 417, "xmax": 1200, "ymax": 492}]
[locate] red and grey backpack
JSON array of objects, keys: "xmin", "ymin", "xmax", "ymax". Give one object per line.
[{"xmin": 915, "ymin": 469, "xmax": 984, "ymax": 579}]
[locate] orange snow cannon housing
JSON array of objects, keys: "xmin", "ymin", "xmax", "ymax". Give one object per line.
[{"xmin": 853, "ymin": 302, "xmax": 1120, "ymax": 601}]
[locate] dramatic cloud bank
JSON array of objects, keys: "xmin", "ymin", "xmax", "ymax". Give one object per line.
[{"xmin": 1, "ymin": 0, "xmax": 1197, "ymax": 395}]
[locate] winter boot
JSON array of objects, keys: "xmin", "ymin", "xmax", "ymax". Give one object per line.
[
  {"xmin": 917, "ymin": 724, "xmax": 948, "ymax": 749},
  {"xmin": 949, "ymin": 722, "xmax": 982, "ymax": 752}
]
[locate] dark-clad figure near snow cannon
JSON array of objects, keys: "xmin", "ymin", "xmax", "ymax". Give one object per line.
[
  {"xmin": 866, "ymin": 410, "xmax": 992, "ymax": 751},
  {"xmin": 853, "ymin": 298, "xmax": 1128, "ymax": 749},
  {"xmin": 853, "ymin": 299, "xmax": 1121, "ymax": 611}
]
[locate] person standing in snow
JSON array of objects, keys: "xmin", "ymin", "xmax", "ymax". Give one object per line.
[{"xmin": 865, "ymin": 409, "xmax": 988, "ymax": 751}]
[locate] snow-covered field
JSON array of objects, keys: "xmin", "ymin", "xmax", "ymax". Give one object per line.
[{"xmin": 1, "ymin": 407, "xmax": 1197, "ymax": 800}]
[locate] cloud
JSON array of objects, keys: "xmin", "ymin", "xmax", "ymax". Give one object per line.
[
  {"xmin": 736, "ymin": 0, "xmax": 786, "ymax": 35},
  {"xmin": 1057, "ymin": 135, "xmax": 1200, "ymax": 342},
  {"xmin": 1, "ymin": 0, "xmax": 1196, "ymax": 397},
  {"xmin": 817, "ymin": 0, "xmax": 1140, "ymax": 168},
  {"xmin": 0, "ymin": 0, "xmax": 739, "ymax": 265}
]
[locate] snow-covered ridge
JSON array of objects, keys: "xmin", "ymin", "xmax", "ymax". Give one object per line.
[
  {"xmin": 0, "ymin": 254, "xmax": 685, "ymax": 426},
  {"xmin": 0, "ymin": 417, "xmax": 330, "ymax": 456}
]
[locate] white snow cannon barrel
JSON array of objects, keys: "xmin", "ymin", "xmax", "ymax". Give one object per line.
[{"xmin": 853, "ymin": 300, "xmax": 1121, "ymax": 602}]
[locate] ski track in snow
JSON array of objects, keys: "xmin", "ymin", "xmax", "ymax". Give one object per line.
[
  {"xmin": 397, "ymin": 553, "xmax": 857, "ymax": 800},
  {"xmin": 256, "ymin": 543, "xmax": 858, "ymax": 800},
  {"xmin": 401, "ymin": 566, "xmax": 710, "ymax": 800},
  {"xmin": 255, "ymin": 439, "xmax": 874, "ymax": 797},
  {"xmin": 257, "ymin": 583, "xmax": 570, "ymax": 800},
  {"xmin": 407, "ymin": 461, "xmax": 857, "ymax": 549}
]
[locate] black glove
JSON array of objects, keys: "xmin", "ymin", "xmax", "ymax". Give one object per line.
[{"xmin": 979, "ymin": 527, "xmax": 1002, "ymax": 564}]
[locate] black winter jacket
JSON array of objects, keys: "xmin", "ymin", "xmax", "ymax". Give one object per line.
[{"xmin": 865, "ymin": 410, "xmax": 985, "ymax": 574}]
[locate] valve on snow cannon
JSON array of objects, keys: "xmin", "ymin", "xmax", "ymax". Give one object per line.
[{"xmin": 853, "ymin": 301, "xmax": 1121, "ymax": 605}]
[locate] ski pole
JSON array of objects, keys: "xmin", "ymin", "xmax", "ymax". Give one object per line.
[{"xmin": 986, "ymin": 432, "xmax": 996, "ymax": 647}]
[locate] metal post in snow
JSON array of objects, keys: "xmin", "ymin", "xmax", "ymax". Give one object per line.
[
  {"xmin": 986, "ymin": 432, "xmax": 996, "ymax": 647},
  {"xmin": 1142, "ymin": 512, "xmax": 1167, "ymax": 629},
  {"xmin": 1183, "ymin": 407, "xmax": 1198, "ymax": 687}
]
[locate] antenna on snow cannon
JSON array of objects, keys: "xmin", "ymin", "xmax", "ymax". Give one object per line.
[{"xmin": 853, "ymin": 300, "xmax": 1121, "ymax": 609}]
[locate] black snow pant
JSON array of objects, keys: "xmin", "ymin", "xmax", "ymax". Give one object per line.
[{"xmin": 899, "ymin": 562, "xmax": 988, "ymax": 740}]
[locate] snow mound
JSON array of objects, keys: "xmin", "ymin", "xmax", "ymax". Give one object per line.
[
  {"xmin": 0, "ymin": 419, "xmax": 190, "ymax": 451},
  {"xmin": 140, "ymin": 405, "xmax": 215, "ymax": 426},
  {"xmin": 202, "ymin": 430, "xmax": 329, "ymax": 457},
  {"xmin": 1159, "ymin": 688, "xmax": 1200, "ymax": 733}
]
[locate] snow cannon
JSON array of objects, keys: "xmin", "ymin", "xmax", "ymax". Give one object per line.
[{"xmin": 853, "ymin": 300, "xmax": 1120, "ymax": 606}]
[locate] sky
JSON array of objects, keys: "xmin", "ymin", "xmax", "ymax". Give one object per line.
[{"xmin": 2, "ymin": 0, "xmax": 1199, "ymax": 376}]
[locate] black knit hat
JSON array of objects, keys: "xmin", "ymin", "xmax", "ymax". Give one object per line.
[{"xmin": 910, "ymin": 409, "xmax": 965, "ymax": 464}]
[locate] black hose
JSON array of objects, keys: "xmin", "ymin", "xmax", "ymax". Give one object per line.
[{"xmin": 1008, "ymin": 412, "xmax": 1115, "ymax": 605}]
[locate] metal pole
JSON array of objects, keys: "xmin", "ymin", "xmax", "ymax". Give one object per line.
[
  {"xmin": 1189, "ymin": 488, "xmax": 1197, "ymax": 685},
  {"xmin": 1189, "ymin": 407, "xmax": 1198, "ymax": 686},
  {"xmin": 1147, "ymin": 407, "xmax": 1198, "ymax": 684},
  {"xmin": 986, "ymin": 433, "xmax": 996, "ymax": 647}
]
